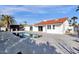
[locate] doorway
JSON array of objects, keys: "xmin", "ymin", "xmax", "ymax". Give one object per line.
[
  {"xmin": 30, "ymin": 26, "xmax": 33, "ymax": 31},
  {"xmin": 38, "ymin": 26, "xmax": 43, "ymax": 31}
]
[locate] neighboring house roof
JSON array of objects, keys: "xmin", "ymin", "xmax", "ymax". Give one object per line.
[
  {"xmin": 23, "ymin": 24, "xmax": 31, "ymax": 27},
  {"xmin": 33, "ymin": 17, "xmax": 68, "ymax": 26}
]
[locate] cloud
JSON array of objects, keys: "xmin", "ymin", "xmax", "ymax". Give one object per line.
[
  {"xmin": 0, "ymin": 5, "xmax": 51, "ymax": 15},
  {"xmin": 1, "ymin": 5, "xmax": 75, "ymax": 17},
  {"xmin": 0, "ymin": 6, "xmax": 32, "ymax": 15},
  {"xmin": 0, "ymin": 5, "xmax": 76, "ymax": 15},
  {"xmin": 0, "ymin": 5, "xmax": 77, "ymax": 24}
]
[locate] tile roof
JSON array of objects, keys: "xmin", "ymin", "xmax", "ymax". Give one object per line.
[{"xmin": 33, "ymin": 17, "xmax": 68, "ymax": 26}]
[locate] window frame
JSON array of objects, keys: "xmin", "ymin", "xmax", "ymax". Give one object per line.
[
  {"xmin": 47, "ymin": 25, "xmax": 51, "ymax": 29},
  {"xmin": 53, "ymin": 25, "xmax": 55, "ymax": 29}
]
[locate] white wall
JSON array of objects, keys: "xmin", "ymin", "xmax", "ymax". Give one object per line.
[
  {"xmin": 0, "ymin": 27, "xmax": 6, "ymax": 31},
  {"xmin": 32, "ymin": 26, "xmax": 38, "ymax": 31},
  {"xmin": 32, "ymin": 23, "xmax": 66, "ymax": 34},
  {"xmin": 46, "ymin": 23, "xmax": 64, "ymax": 34},
  {"xmin": 62, "ymin": 20, "xmax": 70, "ymax": 33},
  {"xmin": 62, "ymin": 20, "xmax": 75, "ymax": 34},
  {"xmin": 32, "ymin": 20, "xmax": 75, "ymax": 34},
  {"xmin": 32, "ymin": 25, "xmax": 46, "ymax": 32},
  {"xmin": 24, "ymin": 26, "xmax": 30, "ymax": 31},
  {"xmin": 42, "ymin": 25, "xmax": 46, "ymax": 32}
]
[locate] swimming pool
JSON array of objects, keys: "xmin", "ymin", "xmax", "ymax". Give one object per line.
[{"xmin": 13, "ymin": 32, "xmax": 42, "ymax": 39}]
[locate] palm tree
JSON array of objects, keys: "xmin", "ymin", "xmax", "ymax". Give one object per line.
[
  {"xmin": 75, "ymin": 6, "xmax": 79, "ymax": 37},
  {"xmin": 0, "ymin": 15, "xmax": 16, "ymax": 31},
  {"xmin": 24, "ymin": 21, "xmax": 27, "ymax": 24},
  {"xmin": 22, "ymin": 21, "xmax": 28, "ymax": 26},
  {"xmin": 0, "ymin": 21, "xmax": 5, "ymax": 27},
  {"xmin": 71, "ymin": 17, "xmax": 78, "ymax": 36},
  {"xmin": 0, "ymin": 21, "xmax": 5, "ymax": 31},
  {"xmin": 71, "ymin": 16, "xmax": 78, "ymax": 26},
  {"xmin": 76, "ymin": 6, "xmax": 79, "ymax": 12}
]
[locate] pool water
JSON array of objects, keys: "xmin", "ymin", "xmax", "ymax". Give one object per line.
[{"xmin": 13, "ymin": 32, "xmax": 42, "ymax": 38}]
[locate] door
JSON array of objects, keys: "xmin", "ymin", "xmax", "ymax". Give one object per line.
[
  {"xmin": 38, "ymin": 26, "xmax": 43, "ymax": 31},
  {"xmin": 30, "ymin": 26, "xmax": 33, "ymax": 31}
]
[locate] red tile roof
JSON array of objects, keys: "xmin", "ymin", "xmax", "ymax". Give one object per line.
[{"xmin": 33, "ymin": 17, "xmax": 68, "ymax": 26}]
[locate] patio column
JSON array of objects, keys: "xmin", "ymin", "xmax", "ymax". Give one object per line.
[
  {"xmin": 16, "ymin": 29, "xmax": 17, "ymax": 31},
  {"xmin": 11, "ymin": 29, "xmax": 13, "ymax": 32}
]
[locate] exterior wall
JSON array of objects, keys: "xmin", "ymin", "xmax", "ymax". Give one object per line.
[
  {"xmin": 60, "ymin": 20, "xmax": 69, "ymax": 34},
  {"xmin": 32, "ymin": 26, "xmax": 38, "ymax": 31},
  {"xmin": 62, "ymin": 20, "xmax": 75, "ymax": 34},
  {"xmin": 0, "ymin": 27, "xmax": 6, "ymax": 31},
  {"xmin": 32, "ymin": 20, "xmax": 75, "ymax": 34},
  {"xmin": 32, "ymin": 24, "xmax": 64, "ymax": 34},
  {"xmin": 46, "ymin": 24, "xmax": 64, "ymax": 34},
  {"xmin": 42, "ymin": 26, "xmax": 46, "ymax": 32},
  {"xmin": 24, "ymin": 26, "xmax": 30, "ymax": 31},
  {"xmin": 32, "ymin": 25, "xmax": 46, "ymax": 32}
]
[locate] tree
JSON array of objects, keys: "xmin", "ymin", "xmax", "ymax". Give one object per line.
[
  {"xmin": 71, "ymin": 16, "xmax": 78, "ymax": 36},
  {"xmin": 76, "ymin": 6, "xmax": 79, "ymax": 12},
  {"xmin": 22, "ymin": 21, "xmax": 28, "ymax": 26},
  {"xmin": 0, "ymin": 15, "xmax": 16, "ymax": 31},
  {"xmin": 71, "ymin": 16, "xmax": 78, "ymax": 26},
  {"xmin": 0, "ymin": 21, "xmax": 5, "ymax": 27},
  {"xmin": 75, "ymin": 6, "xmax": 79, "ymax": 37},
  {"xmin": 24, "ymin": 21, "xmax": 27, "ymax": 24}
]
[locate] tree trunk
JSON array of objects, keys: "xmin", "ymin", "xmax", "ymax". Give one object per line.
[{"xmin": 77, "ymin": 31, "xmax": 79, "ymax": 38}]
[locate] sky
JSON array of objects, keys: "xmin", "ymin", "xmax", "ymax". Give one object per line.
[{"xmin": 0, "ymin": 5, "xmax": 79, "ymax": 24}]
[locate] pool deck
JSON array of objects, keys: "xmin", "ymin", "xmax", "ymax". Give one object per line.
[
  {"xmin": 25, "ymin": 31, "xmax": 79, "ymax": 53},
  {"xmin": 0, "ymin": 31, "xmax": 79, "ymax": 54},
  {"xmin": 14, "ymin": 31, "xmax": 79, "ymax": 53}
]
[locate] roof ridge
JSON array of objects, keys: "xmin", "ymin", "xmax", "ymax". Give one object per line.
[
  {"xmin": 41, "ymin": 17, "xmax": 68, "ymax": 23},
  {"xmin": 33, "ymin": 17, "xmax": 68, "ymax": 26}
]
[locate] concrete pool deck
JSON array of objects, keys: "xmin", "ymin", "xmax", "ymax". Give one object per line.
[
  {"xmin": 25, "ymin": 31, "xmax": 79, "ymax": 53},
  {"xmin": 0, "ymin": 31, "xmax": 79, "ymax": 54}
]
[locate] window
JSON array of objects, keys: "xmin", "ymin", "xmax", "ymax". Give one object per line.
[
  {"xmin": 53, "ymin": 25, "xmax": 55, "ymax": 29},
  {"xmin": 47, "ymin": 25, "xmax": 51, "ymax": 29}
]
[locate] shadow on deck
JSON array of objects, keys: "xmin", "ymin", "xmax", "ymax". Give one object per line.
[{"xmin": 7, "ymin": 38, "xmax": 59, "ymax": 54}]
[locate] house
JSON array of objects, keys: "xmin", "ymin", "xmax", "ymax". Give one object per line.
[
  {"xmin": 10, "ymin": 25, "xmax": 24, "ymax": 31},
  {"xmin": 24, "ymin": 24, "xmax": 31, "ymax": 31},
  {"xmin": 31, "ymin": 17, "xmax": 75, "ymax": 34},
  {"xmin": 0, "ymin": 27, "xmax": 6, "ymax": 31},
  {"xmin": 0, "ymin": 21, "xmax": 6, "ymax": 31}
]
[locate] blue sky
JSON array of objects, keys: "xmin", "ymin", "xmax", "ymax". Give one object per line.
[{"xmin": 0, "ymin": 5, "xmax": 79, "ymax": 24}]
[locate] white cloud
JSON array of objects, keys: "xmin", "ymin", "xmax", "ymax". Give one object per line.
[
  {"xmin": 0, "ymin": 6, "xmax": 31, "ymax": 15},
  {"xmin": 0, "ymin": 5, "xmax": 76, "ymax": 16},
  {"xmin": 0, "ymin": 5, "xmax": 50, "ymax": 15}
]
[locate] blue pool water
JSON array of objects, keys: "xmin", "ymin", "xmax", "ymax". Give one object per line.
[{"xmin": 13, "ymin": 32, "xmax": 42, "ymax": 38}]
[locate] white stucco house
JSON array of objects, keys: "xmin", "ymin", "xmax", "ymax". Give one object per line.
[
  {"xmin": 31, "ymin": 17, "xmax": 76, "ymax": 34},
  {"xmin": 24, "ymin": 25, "xmax": 31, "ymax": 31},
  {"xmin": 0, "ymin": 27, "xmax": 6, "ymax": 31}
]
